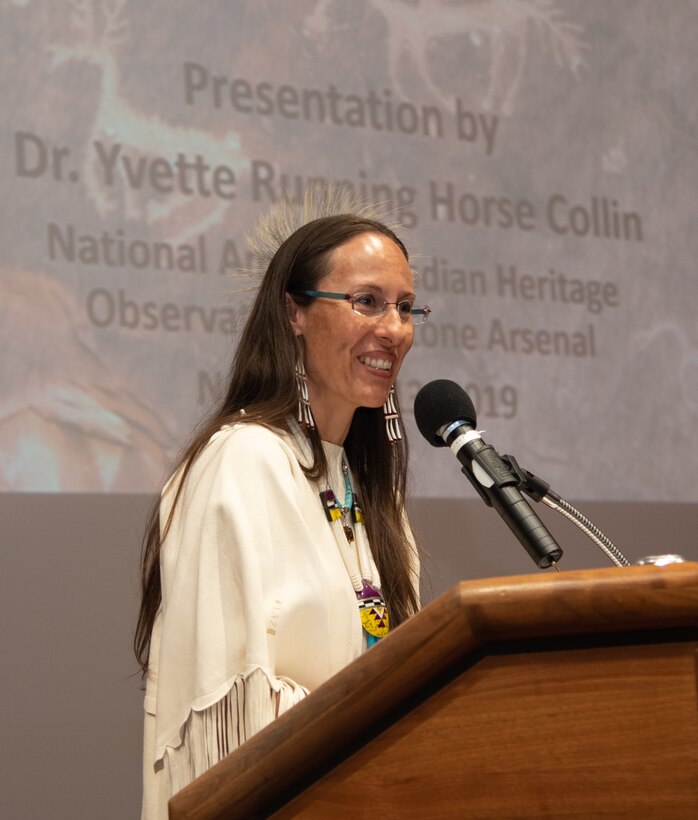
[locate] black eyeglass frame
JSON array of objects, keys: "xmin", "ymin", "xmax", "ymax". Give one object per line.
[{"xmin": 293, "ymin": 290, "xmax": 431, "ymax": 324}]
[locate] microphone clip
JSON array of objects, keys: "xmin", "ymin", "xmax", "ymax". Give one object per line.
[
  {"xmin": 459, "ymin": 443, "xmax": 520, "ymax": 508},
  {"xmin": 499, "ymin": 454, "xmax": 553, "ymax": 503}
]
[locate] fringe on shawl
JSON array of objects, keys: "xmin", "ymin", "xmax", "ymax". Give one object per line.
[{"xmin": 164, "ymin": 667, "xmax": 308, "ymax": 795}]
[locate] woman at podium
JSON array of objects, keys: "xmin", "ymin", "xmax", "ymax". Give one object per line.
[{"xmin": 135, "ymin": 191, "xmax": 424, "ymax": 819}]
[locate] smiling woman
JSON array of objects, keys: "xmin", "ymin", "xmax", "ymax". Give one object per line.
[
  {"xmin": 135, "ymin": 189, "xmax": 425, "ymax": 819},
  {"xmin": 286, "ymin": 231, "xmax": 421, "ymax": 444}
]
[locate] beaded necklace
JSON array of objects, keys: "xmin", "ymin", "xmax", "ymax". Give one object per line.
[
  {"xmin": 319, "ymin": 458, "xmax": 359, "ymax": 542},
  {"xmin": 319, "ymin": 456, "xmax": 389, "ymax": 648}
]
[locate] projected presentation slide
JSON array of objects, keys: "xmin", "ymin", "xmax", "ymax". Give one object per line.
[{"xmin": 1, "ymin": 1, "xmax": 696, "ymax": 501}]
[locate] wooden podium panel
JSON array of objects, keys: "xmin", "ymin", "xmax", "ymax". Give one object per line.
[
  {"xmin": 277, "ymin": 639, "xmax": 698, "ymax": 818},
  {"xmin": 169, "ymin": 563, "xmax": 698, "ymax": 820}
]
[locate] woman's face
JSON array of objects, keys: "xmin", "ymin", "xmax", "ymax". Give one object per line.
[{"xmin": 288, "ymin": 231, "xmax": 415, "ymax": 443}]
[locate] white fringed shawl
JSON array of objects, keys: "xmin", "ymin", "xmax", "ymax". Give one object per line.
[
  {"xmin": 141, "ymin": 421, "xmax": 388, "ymax": 820},
  {"xmin": 163, "ymin": 667, "xmax": 308, "ymax": 794}
]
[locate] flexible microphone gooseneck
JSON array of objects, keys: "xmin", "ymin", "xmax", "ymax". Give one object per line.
[{"xmin": 414, "ymin": 379, "xmax": 563, "ymax": 569}]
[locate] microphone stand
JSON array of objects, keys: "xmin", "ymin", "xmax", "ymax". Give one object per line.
[{"xmin": 503, "ymin": 455, "xmax": 630, "ymax": 568}]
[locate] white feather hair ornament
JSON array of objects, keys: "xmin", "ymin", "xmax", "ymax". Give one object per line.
[{"xmin": 244, "ymin": 182, "xmax": 387, "ymax": 274}]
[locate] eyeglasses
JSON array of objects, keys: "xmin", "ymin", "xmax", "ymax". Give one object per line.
[{"xmin": 295, "ymin": 290, "xmax": 431, "ymax": 325}]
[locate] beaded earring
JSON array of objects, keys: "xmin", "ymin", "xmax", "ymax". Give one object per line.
[
  {"xmin": 383, "ymin": 385, "xmax": 402, "ymax": 443},
  {"xmin": 295, "ymin": 358, "xmax": 316, "ymax": 430}
]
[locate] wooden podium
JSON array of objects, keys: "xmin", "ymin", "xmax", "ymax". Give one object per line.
[{"xmin": 169, "ymin": 563, "xmax": 698, "ymax": 819}]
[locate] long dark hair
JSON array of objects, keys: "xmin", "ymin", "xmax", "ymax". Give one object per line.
[{"xmin": 134, "ymin": 213, "xmax": 420, "ymax": 673}]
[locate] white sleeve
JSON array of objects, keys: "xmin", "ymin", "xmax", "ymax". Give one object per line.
[{"xmin": 143, "ymin": 424, "xmax": 360, "ymax": 814}]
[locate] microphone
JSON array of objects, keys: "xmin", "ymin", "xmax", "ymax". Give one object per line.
[{"xmin": 414, "ymin": 379, "xmax": 563, "ymax": 569}]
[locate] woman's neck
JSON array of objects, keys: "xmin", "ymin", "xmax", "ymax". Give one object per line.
[{"xmin": 312, "ymin": 405, "xmax": 353, "ymax": 446}]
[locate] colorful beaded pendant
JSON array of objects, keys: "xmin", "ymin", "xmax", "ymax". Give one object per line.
[{"xmin": 356, "ymin": 579, "xmax": 390, "ymax": 647}]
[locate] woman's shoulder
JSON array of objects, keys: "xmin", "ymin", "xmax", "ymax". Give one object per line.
[
  {"xmin": 162, "ymin": 418, "xmax": 310, "ymax": 502},
  {"xmin": 211, "ymin": 419, "xmax": 286, "ymax": 446},
  {"xmin": 199, "ymin": 420, "xmax": 300, "ymax": 469}
]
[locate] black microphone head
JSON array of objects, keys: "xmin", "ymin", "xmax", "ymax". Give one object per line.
[{"xmin": 414, "ymin": 379, "xmax": 477, "ymax": 447}]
